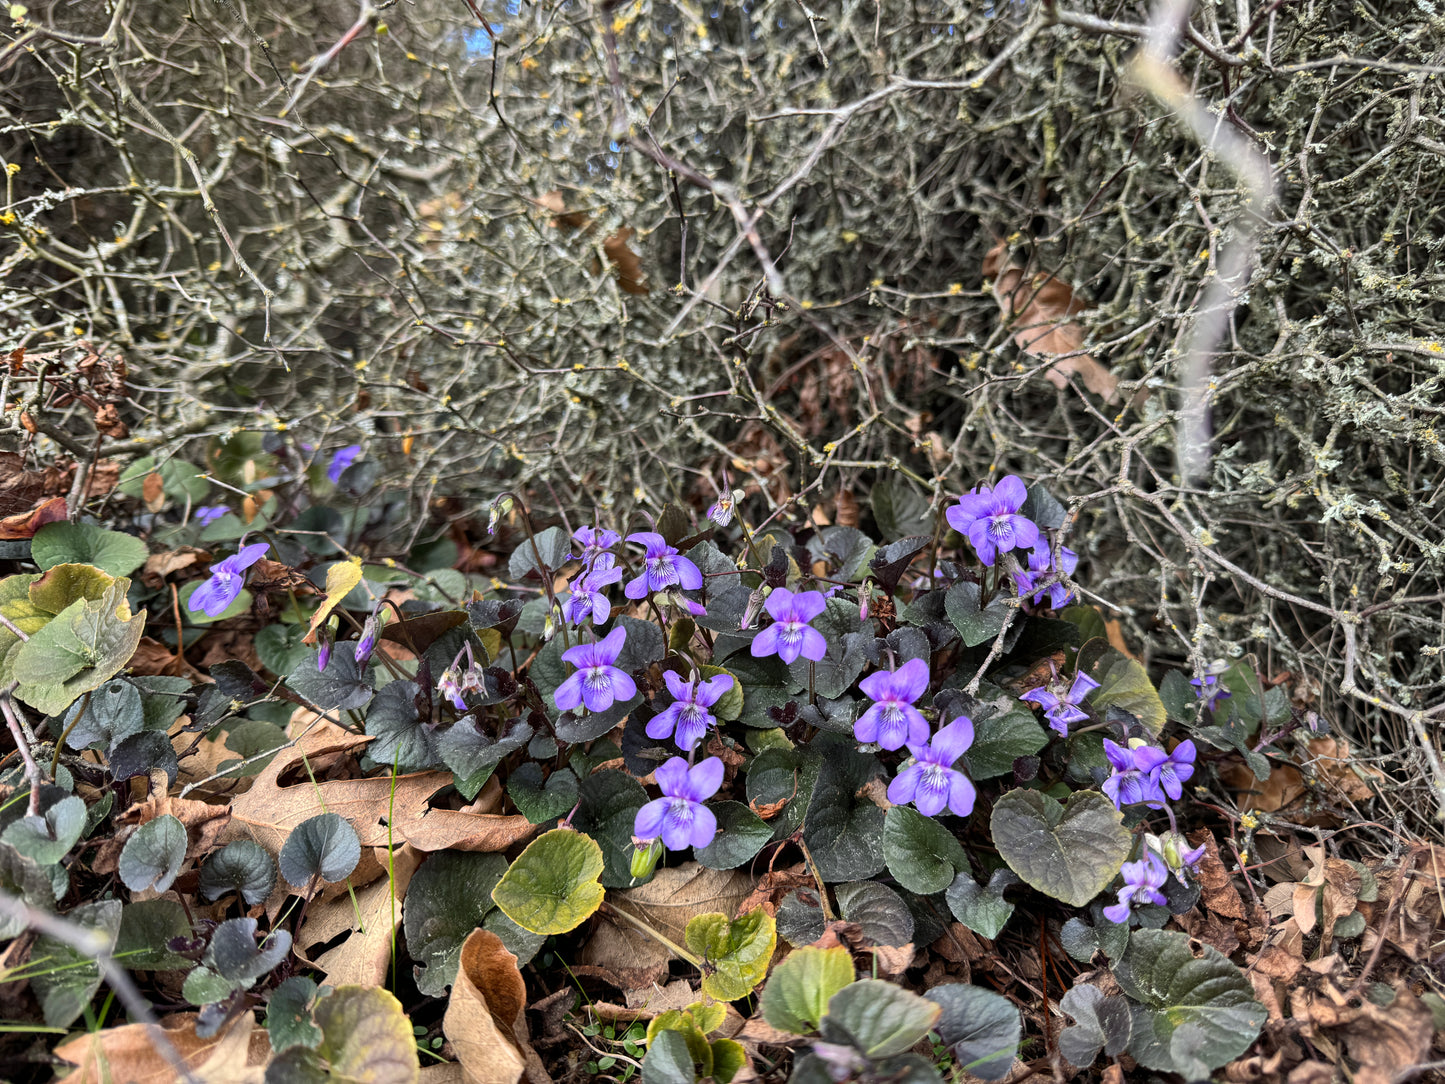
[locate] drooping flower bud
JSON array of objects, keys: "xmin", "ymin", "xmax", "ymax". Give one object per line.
[{"xmin": 317, "ymin": 625, "xmax": 333, "ymax": 672}]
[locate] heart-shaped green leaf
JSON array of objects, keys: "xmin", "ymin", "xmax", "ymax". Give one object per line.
[
  {"xmin": 990, "ymin": 788, "xmax": 1131, "ymax": 906},
  {"xmin": 685, "ymin": 908, "xmax": 777, "ymax": 1002},
  {"xmin": 491, "ymin": 828, "xmax": 605, "ymax": 934},
  {"xmin": 30, "ymin": 522, "xmax": 148, "ymax": 578},
  {"xmin": 883, "ymin": 805, "xmax": 969, "ymax": 895},
  {"xmin": 927, "ymin": 983, "xmax": 1021, "ymax": 1081},
  {"xmin": 819, "ymin": 979, "xmax": 941, "ymax": 1058},
  {"xmin": 1115, "ymin": 929, "xmax": 1266, "ymax": 1077},
  {"xmin": 12, "ymin": 580, "xmax": 146, "ymax": 716},
  {"xmin": 760, "ymin": 945, "xmax": 855, "ymax": 1035},
  {"xmin": 2, "ymin": 794, "xmax": 85, "ymax": 865},
  {"xmin": 946, "ymin": 868, "xmax": 1019, "ymax": 940},
  {"xmin": 278, "ymin": 812, "xmax": 361, "ymax": 888},
  {"xmin": 200, "ymin": 841, "xmax": 277, "ymax": 906},
  {"xmin": 118, "ymin": 814, "xmax": 187, "ymax": 893},
  {"xmin": 403, "ymin": 851, "xmax": 507, "ymax": 996}
]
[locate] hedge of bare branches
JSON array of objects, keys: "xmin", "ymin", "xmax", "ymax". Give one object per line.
[{"xmin": 3, "ymin": 0, "xmax": 1444, "ymax": 831}]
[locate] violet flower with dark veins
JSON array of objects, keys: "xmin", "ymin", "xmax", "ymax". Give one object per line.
[
  {"xmin": 1103, "ymin": 851, "xmax": 1170, "ymax": 924},
  {"xmin": 188, "ymin": 542, "xmax": 269, "ymax": 618},
  {"xmin": 749, "ymin": 588, "xmax": 828, "ymax": 665},
  {"xmin": 1102, "ymin": 739, "xmax": 1168, "ymax": 808},
  {"xmin": 887, "ymin": 716, "xmax": 977, "ymax": 817},
  {"xmin": 1021, "ymin": 670, "xmax": 1099, "ymax": 736},
  {"xmin": 623, "ymin": 532, "xmax": 703, "ymax": 599},
  {"xmin": 633, "ymin": 756, "xmax": 724, "ymax": 851},
  {"xmin": 555, "ymin": 627, "xmax": 636, "ymax": 713},
  {"xmin": 647, "ymin": 671, "xmax": 734, "ymax": 752},
  {"xmin": 855, "ymin": 657, "xmax": 931, "ymax": 750},
  {"xmin": 945, "ymin": 475, "xmax": 1040, "ymax": 566},
  {"xmin": 562, "ymin": 554, "xmax": 622, "ymax": 627}
]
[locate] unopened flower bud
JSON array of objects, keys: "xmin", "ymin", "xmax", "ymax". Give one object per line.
[
  {"xmin": 317, "ymin": 628, "xmax": 333, "ymax": 672},
  {"xmin": 354, "ymin": 611, "xmax": 382, "ymax": 668},
  {"xmin": 487, "ymin": 494, "xmax": 514, "ymax": 536},
  {"xmin": 630, "ymin": 837, "xmax": 663, "ymax": 881},
  {"xmin": 739, "ymin": 586, "xmax": 768, "ymax": 630}
]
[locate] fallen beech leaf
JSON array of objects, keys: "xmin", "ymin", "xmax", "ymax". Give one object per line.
[
  {"xmin": 53, "ymin": 1012, "xmax": 265, "ymax": 1084},
  {"xmin": 141, "ymin": 548, "xmax": 204, "ymax": 588},
  {"xmin": 603, "ymin": 227, "xmax": 649, "ymax": 295},
  {"xmin": 608, "ymin": 864, "xmax": 755, "ymax": 946},
  {"xmin": 223, "ymin": 732, "xmax": 536, "ymax": 856},
  {"xmin": 983, "ymin": 242, "xmax": 1117, "ymax": 402},
  {"xmin": 0, "ymin": 495, "xmax": 68, "ymax": 540},
  {"xmin": 443, "ymin": 929, "xmax": 549, "ymax": 1084},
  {"xmin": 577, "ymin": 918, "xmax": 672, "ymax": 992}
]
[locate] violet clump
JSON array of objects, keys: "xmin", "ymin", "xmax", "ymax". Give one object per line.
[
  {"xmin": 945, "ymin": 475, "xmax": 1040, "ymax": 566},
  {"xmin": 1101, "ymin": 738, "xmax": 1168, "ymax": 808},
  {"xmin": 633, "ymin": 756, "xmax": 724, "ymax": 851},
  {"xmin": 554, "ymin": 627, "xmax": 636, "ymax": 713},
  {"xmin": 887, "ymin": 716, "xmax": 977, "ymax": 817},
  {"xmin": 1020, "ymin": 670, "xmax": 1099, "ymax": 736},
  {"xmin": 188, "ymin": 541, "xmax": 269, "ymax": 618},
  {"xmin": 854, "ymin": 657, "xmax": 931, "ymax": 750},
  {"xmin": 623, "ymin": 532, "xmax": 703, "ymax": 599},
  {"xmin": 647, "ymin": 671, "xmax": 734, "ymax": 752},
  {"xmin": 749, "ymin": 588, "xmax": 828, "ymax": 664}
]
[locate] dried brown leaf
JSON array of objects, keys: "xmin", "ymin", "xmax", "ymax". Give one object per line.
[
  {"xmin": 53, "ymin": 1012, "xmax": 266, "ymax": 1084},
  {"xmin": 444, "ymin": 928, "xmax": 550, "ymax": 1084},
  {"xmin": 223, "ymin": 730, "xmax": 536, "ymax": 856},
  {"xmin": 982, "ymin": 242, "xmax": 1117, "ymax": 402},
  {"xmin": 608, "ymin": 863, "xmax": 754, "ymax": 946}
]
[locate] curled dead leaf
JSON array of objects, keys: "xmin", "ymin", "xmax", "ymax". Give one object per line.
[
  {"xmin": 443, "ymin": 928, "xmax": 550, "ymax": 1084},
  {"xmin": 982, "ymin": 242, "xmax": 1117, "ymax": 402}
]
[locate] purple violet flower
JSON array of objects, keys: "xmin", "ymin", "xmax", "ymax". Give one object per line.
[
  {"xmin": 571, "ymin": 526, "xmax": 621, "ymax": 566},
  {"xmin": 562, "ymin": 554, "xmax": 623, "ymax": 627},
  {"xmin": 1102, "ymin": 851, "xmax": 1170, "ymax": 924},
  {"xmin": 633, "ymin": 756, "xmax": 724, "ymax": 851},
  {"xmin": 1155, "ymin": 739, "xmax": 1197, "ymax": 801},
  {"xmin": 1102, "ymin": 739, "xmax": 1168, "ymax": 808},
  {"xmin": 887, "ymin": 716, "xmax": 977, "ymax": 817},
  {"xmin": 1012, "ymin": 541, "xmax": 1079, "ymax": 609},
  {"xmin": 945, "ymin": 475, "xmax": 1040, "ymax": 566},
  {"xmin": 555, "ymin": 627, "xmax": 637, "ymax": 713},
  {"xmin": 194, "ymin": 505, "xmax": 228, "ymax": 526},
  {"xmin": 855, "ymin": 657, "xmax": 931, "ymax": 750},
  {"xmin": 354, "ymin": 610, "xmax": 383, "ymax": 668},
  {"xmin": 317, "ymin": 628, "xmax": 333, "ymax": 672},
  {"xmin": 327, "ymin": 444, "xmax": 362, "ymax": 484},
  {"xmin": 1020, "ymin": 671, "xmax": 1100, "ymax": 737},
  {"xmin": 749, "ymin": 588, "xmax": 828, "ymax": 665},
  {"xmin": 623, "ymin": 532, "xmax": 704, "ymax": 599},
  {"xmin": 1191, "ymin": 673, "xmax": 1232, "ymax": 710},
  {"xmin": 647, "ymin": 671, "xmax": 734, "ymax": 752},
  {"xmin": 188, "ymin": 542, "xmax": 269, "ymax": 618}
]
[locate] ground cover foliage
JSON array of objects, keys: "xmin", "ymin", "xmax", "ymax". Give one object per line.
[
  {"xmin": 0, "ymin": 455, "xmax": 1439, "ymax": 1083},
  {"xmin": 2, "ymin": 0, "xmax": 1445, "ymax": 1079}
]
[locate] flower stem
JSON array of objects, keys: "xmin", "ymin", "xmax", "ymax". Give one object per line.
[{"xmin": 602, "ymin": 901, "xmax": 704, "ymax": 967}]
